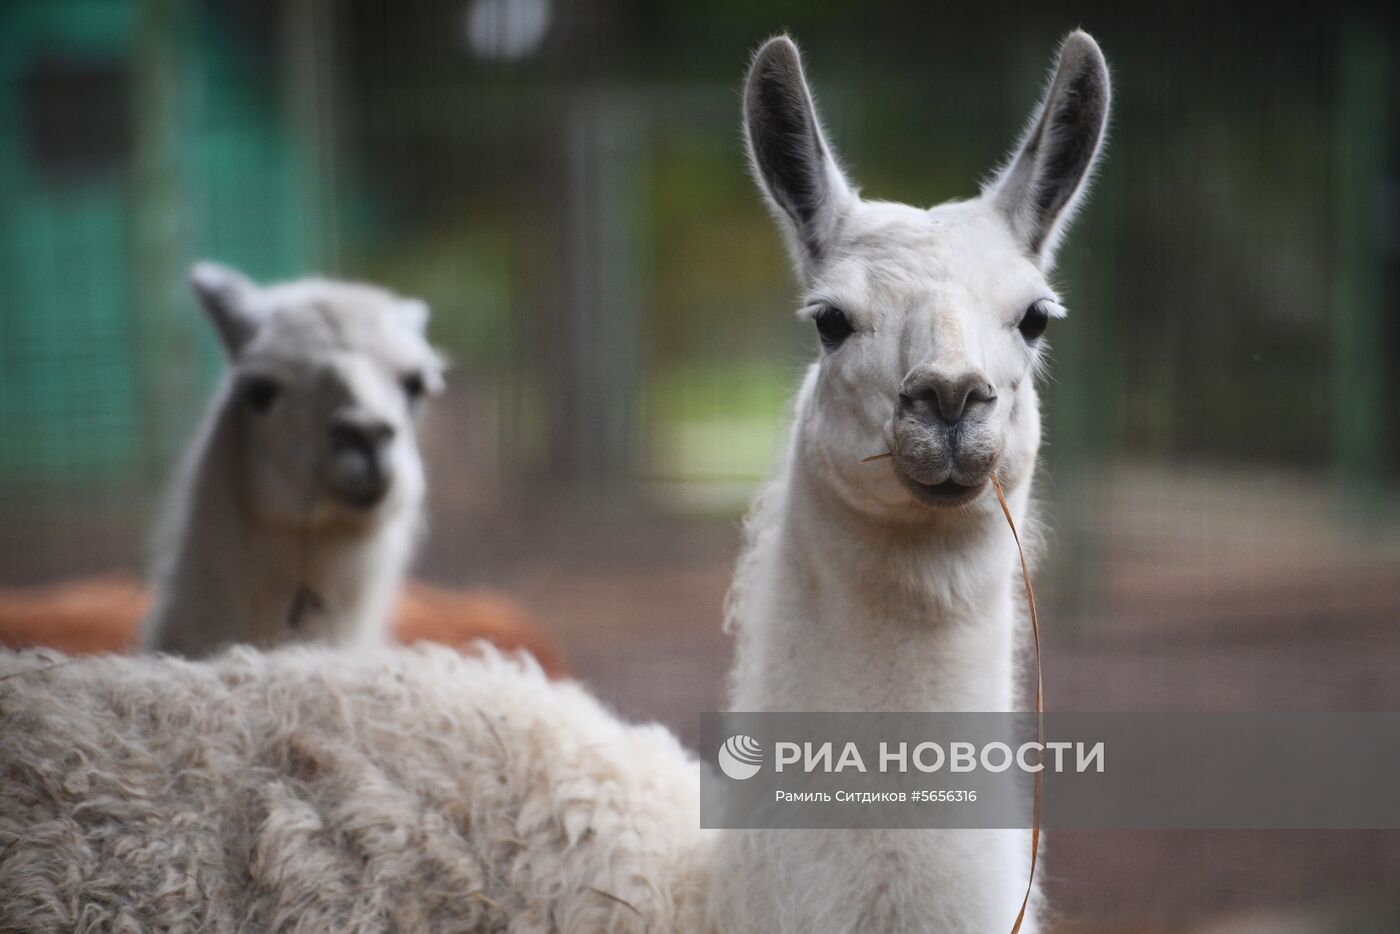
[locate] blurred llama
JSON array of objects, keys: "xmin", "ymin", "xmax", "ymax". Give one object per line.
[
  {"xmin": 0, "ymin": 263, "xmax": 568, "ymax": 675},
  {"xmin": 142, "ymin": 263, "xmax": 445, "ymax": 655}
]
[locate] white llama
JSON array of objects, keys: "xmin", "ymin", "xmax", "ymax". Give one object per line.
[
  {"xmin": 709, "ymin": 30, "xmax": 1110, "ymax": 933},
  {"xmin": 0, "ymin": 32, "xmax": 1108, "ymax": 933},
  {"xmin": 142, "ymin": 262, "xmax": 445, "ymax": 656}
]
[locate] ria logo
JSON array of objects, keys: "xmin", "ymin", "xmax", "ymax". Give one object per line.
[{"xmin": 718, "ymin": 734, "xmax": 764, "ymax": 780}]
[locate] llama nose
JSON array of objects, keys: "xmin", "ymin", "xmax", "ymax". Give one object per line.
[
  {"xmin": 328, "ymin": 414, "xmax": 395, "ymax": 509},
  {"xmin": 330, "ymin": 414, "xmax": 395, "ymax": 452},
  {"xmin": 899, "ymin": 368, "xmax": 997, "ymax": 426}
]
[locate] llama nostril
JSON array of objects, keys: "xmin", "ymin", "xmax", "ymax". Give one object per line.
[{"xmin": 970, "ymin": 383, "xmax": 998, "ymax": 407}]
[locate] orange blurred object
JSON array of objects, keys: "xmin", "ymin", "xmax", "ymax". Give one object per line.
[{"xmin": 0, "ymin": 574, "xmax": 566, "ymax": 678}]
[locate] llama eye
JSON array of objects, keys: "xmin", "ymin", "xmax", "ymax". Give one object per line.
[
  {"xmin": 813, "ymin": 305, "xmax": 854, "ymax": 349},
  {"xmin": 1018, "ymin": 301, "xmax": 1050, "ymax": 341},
  {"xmin": 401, "ymin": 371, "xmax": 426, "ymax": 402},
  {"xmin": 243, "ymin": 377, "xmax": 279, "ymax": 414}
]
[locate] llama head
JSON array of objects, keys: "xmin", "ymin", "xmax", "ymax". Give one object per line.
[
  {"xmin": 744, "ymin": 32, "xmax": 1109, "ymax": 519},
  {"xmin": 190, "ymin": 261, "xmax": 445, "ymax": 529}
]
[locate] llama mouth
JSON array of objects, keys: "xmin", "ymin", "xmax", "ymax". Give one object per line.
[
  {"xmin": 326, "ymin": 471, "xmax": 392, "ymax": 510},
  {"xmin": 326, "ymin": 452, "xmax": 392, "ymax": 510},
  {"xmin": 898, "ymin": 474, "xmax": 987, "ymax": 508},
  {"xmin": 888, "ymin": 443, "xmax": 992, "ymax": 509},
  {"xmin": 333, "ymin": 485, "xmax": 390, "ymax": 510}
]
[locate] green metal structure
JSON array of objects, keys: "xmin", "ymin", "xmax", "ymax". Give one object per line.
[{"xmin": 0, "ymin": 0, "xmax": 325, "ymax": 485}]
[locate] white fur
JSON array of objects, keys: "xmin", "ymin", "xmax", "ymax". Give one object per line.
[
  {"xmin": 141, "ymin": 264, "xmax": 445, "ymax": 656},
  {"xmin": 707, "ymin": 31, "xmax": 1110, "ymax": 933},
  {"xmin": 0, "ymin": 645, "xmax": 706, "ymax": 931},
  {"xmin": 705, "ymin": 203, "xmax": 1044, "ymax": 933}
]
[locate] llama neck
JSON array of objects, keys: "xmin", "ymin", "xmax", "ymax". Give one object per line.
[
  {"xmin": 711, "ymin": 426, "xmax": 1040, "ymax": 934},
  {"xmin": 729, "ymin": 435, "xmax": 1028, "ymax": 714},
  {"xmin": 144, "ymin": 405, "xmax": 416, "ymax": 656}
]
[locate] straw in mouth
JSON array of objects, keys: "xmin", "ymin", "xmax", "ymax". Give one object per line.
[{"xmin": 991, "ymin": 473, "xmax": 1043, "ymax": 934}]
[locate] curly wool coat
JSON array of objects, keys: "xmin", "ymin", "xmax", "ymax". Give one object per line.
[{"xmin": 0, "ymin": 645, "xmax": 705, "ymax": 932}]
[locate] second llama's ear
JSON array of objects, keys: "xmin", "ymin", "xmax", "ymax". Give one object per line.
[
  {"xmin": 986, "ymin": 30, "xmax": 1111, "ymax": 268},
  {"xmin": 744, "ymin": 35, "xmax": 855, "ymax": 277},
  {"xmin": 189, "ymin": 261, "xmax": 263, "ymax": 357}
]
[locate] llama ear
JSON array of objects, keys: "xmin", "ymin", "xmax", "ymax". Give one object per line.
[
  {"xmin": 395, "ymin": 298, "xmax": 431, "ymax": 334},
  {"xmin": 189, "ymin": 261, "xmax": 263, "ymax": 357},
  {"xmin": 744, "ymin": 36, "xmax": 855, "ymax": 276},
  {"xmin": 986, "ymin": 30, "xmax": 1111, "ymax": 267}
]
